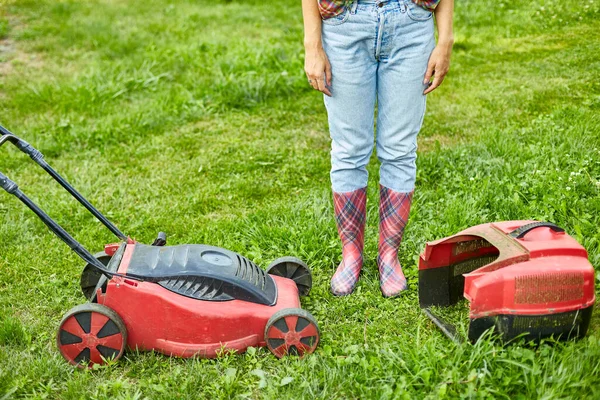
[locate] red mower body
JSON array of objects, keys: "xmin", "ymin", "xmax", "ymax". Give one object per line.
[
  {"xmin": 58, "ymin": 242, "xmax": 319, "ymax": 367},
  {"xmin": 419, "ymin": 221, "xmax": 596, "ymax": 342},
  {"xmin": 96, "ymin": 247, "xmax": 301, "ymax": 358}
]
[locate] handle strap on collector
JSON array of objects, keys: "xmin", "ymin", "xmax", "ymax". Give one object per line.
[{"xmin": 509, "ymin": 221, "xmax": 565, "ymax": 239}]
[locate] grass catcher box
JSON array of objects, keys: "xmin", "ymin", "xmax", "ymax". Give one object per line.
[{"xmin": 419, "ymin": 221, "xmax": 595, "ymax": 343}]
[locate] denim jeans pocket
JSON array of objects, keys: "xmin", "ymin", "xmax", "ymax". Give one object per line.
[
  {"xmin": 405, "ymin": 1, "xmax": 433, "ymax": 21},
  {"xmin": 321, "ymin": 7, "xmax": 350, "ymax": 26}
]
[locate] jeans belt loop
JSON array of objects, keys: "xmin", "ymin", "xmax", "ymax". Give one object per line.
[
  {"xmin": 398, "ymin": 0, "xmax": 407, "ymax": 12},
  {"xmin": 350, "ymin": 0, "xmax": 358, "ymax": 14}
]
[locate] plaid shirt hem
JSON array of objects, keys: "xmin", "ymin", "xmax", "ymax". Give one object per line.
[
  {"xmin": 318, "ymin": 0, "xmax": 347, "ymax": 20},
  {"xmin": 318, "ymin": 0, "xmax": 441, "ymax": 20}
]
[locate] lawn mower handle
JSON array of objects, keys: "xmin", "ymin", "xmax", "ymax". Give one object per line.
[
  {"xmin": 0, "ymin": 126, "xmax": 45, "ymax": 162},
  {"xmin": 0, "ymin": 124, "xmax": 127, "ymax": 240},
  {"xmin": 0, "ymin": 169, "xmax": 112, "ymax": 277}
]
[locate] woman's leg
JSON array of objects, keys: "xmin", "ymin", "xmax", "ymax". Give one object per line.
[
  {"xmin": 378, "ymin": 187, "xmax": 413, "ymax": 296},
  {"xmin": 322, "ymin": 3, "xmax": 378, "ymax": 295},
  {"xmin": 331, "ymin": 187, "xmax": 367, "ymax": 295},
  {"xmin": 375, "ymin": 1, "xmax": 435, "ymax": 297}
]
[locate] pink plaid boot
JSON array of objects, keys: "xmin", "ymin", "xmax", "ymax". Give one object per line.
[
  {"xmin": 330, "ymin": 188, "xmax": 367, "ymax": 296},
  {"xmin": 378, "ymin": 186, "xmax": 413, "ymax": 297}
]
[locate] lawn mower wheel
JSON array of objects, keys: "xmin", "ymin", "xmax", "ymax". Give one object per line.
[
  {"xmin": 80, "ymin": 251, "xmax": 112, "ymax": 300},
  {"xmin": 57, "ymin": 303, "xmax": 127, "ymax": 368},
  {"xmin": 266, "ymin": 257, "xmax": 312, "ymax": 296},
  {"xmin": 264, "ymin": 308, "xmax": 319, "ymax": 358}
]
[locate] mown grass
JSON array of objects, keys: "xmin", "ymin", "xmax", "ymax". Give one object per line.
[{"xmin": 0, "ymin": 0, "xmax": 599, "ymax": 398}]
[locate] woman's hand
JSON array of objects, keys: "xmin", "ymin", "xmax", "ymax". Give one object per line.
[
  {"xmin": 424, "ymin": 0, "xmax": 454, "ymax": 95},
  {"xmin": 301, "ymin": 0, "xmax": 331, "ymax": 96},
  {"xmin": 423, "ymin": 41, "xmax": 452, "ymax": 95},
  {"xmin": 305, "ymin": 45, "xmax": 332, "ymax": 97}
]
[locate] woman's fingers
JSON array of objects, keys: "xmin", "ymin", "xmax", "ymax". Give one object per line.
[
  {"xmin": 423, "ymin": 73, "xmax": 441, "ymax": 95},
  {"xmin": 423, "ymin": 61, "xmax": 435, "ymax": 86},
  {"xmin": 317, "ymin": 77, "xmax": 332, "ymax": 97},
  {"xmin": 308, "ymin": 76, "xmax": 319, "ymax": 91},
  {"xmin": 423, "ymin": 63, "xmax": 449, "ymax": 94},
  {"xmin": 325, "ymin": 59, "xmax": 332, "ymax": 88},
  {"xmin": 306, "ymin": 74, "xmax": 332, "ymax": 96}
]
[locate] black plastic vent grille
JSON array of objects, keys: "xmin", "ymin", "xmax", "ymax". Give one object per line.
[
  {"xmin": 235, "ymin": 255, "xmax": 267, "ymax": 290},
  {"xmin": 158, "ymin": 276, "xmax": 232, "ymax": 301},
  {"xmin": 126, "ymin": 244, "xmax": 278, "ymax": 305}
]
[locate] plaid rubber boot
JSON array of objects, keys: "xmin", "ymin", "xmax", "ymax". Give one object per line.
[
  {"xmin": 330, "ymin": 188, "xmax": 367, "ymax": 296},
  {"xmin": 378, "ymin": 186, "xmax": 414, "ymax": 297}
]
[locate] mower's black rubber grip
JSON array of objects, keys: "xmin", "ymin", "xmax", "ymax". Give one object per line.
[
  {"xmin": 509, "ymin": 222, "xmax": 564, "ymax": 239},
  {"xmin": 0, "ymin": 172, "xmax": 18, "ymax": 194}
]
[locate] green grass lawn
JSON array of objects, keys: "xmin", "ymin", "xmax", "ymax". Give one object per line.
[{"xmin": 1, "ymin": 0, "xmax": 600, "ymax": 398}]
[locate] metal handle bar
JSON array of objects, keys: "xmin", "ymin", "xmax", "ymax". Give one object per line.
[
  {"xmin": 422, "ymin": 308, "xmax": 462, "ymax": 344},
  {"xmin": 0, "ymin": 124, "xmax": 127, "ymax": 240},
  {"xmin": 0, "ymin": 133, "xmax": 17, "ymax": 146},
  {"xmin": 0, "ymin": 170, "xmax": 112, "ymax": 276}
]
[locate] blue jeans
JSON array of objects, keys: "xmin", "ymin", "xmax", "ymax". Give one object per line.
[{"xmin": 322, "ymin": 0, "xmax": 435, "ymax": 193}]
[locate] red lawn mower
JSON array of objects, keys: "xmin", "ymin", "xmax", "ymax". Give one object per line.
[
  {"xmin": 0, "ymin": 126, "xmax": 319, "ymax": 367},
  {"xmin": 419, "ymin": 221, "xmax": 596, "ymax": 343}
]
